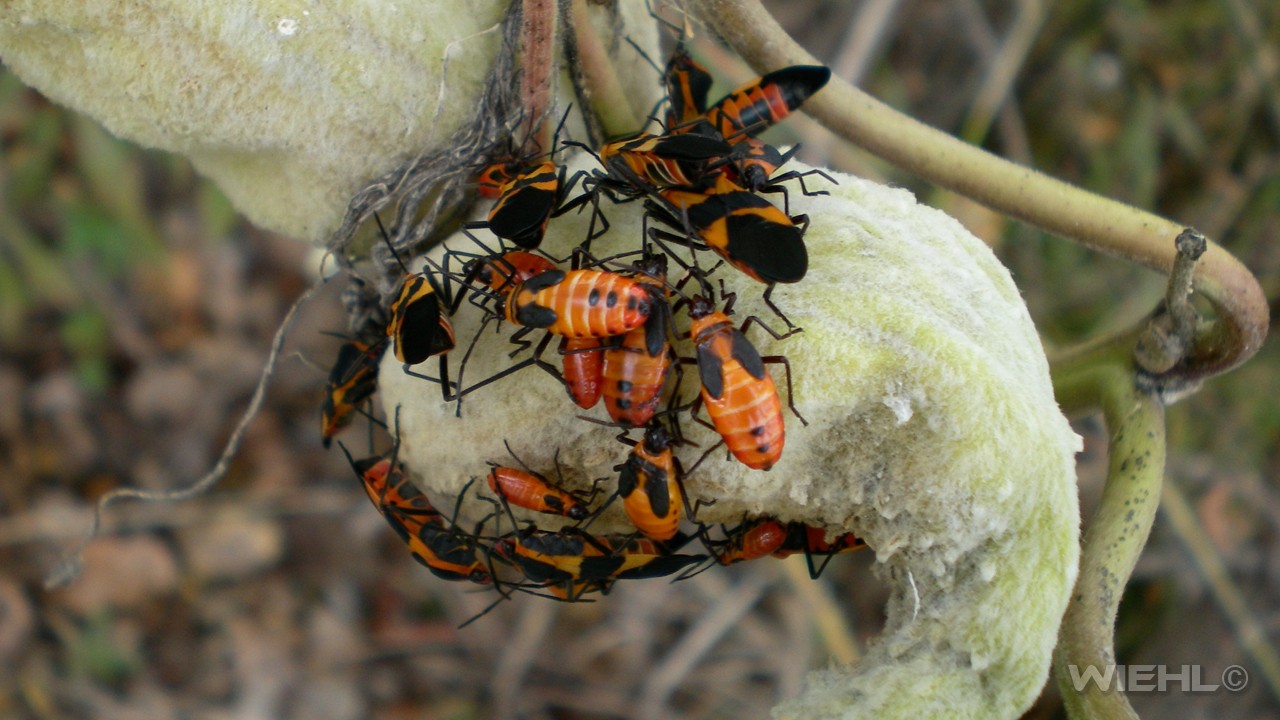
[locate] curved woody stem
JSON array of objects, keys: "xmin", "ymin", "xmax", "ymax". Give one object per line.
[
  {"xmin": 696, "ymin": 0, "xmax": 1268, "ymax": 393},
  {"xmin": 1052, "ymin": 365, "xmax": 1164, "ymax": 720},
  {"xmin": 694, "ymin": 3, "xmax": 1269, "ymax": 719}
]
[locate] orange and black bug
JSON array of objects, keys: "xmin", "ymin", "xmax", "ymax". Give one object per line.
[
  {"xmin": 717, "ymin": 137, "xmax": 837, "ymax": 214},
  {"xmin": 373, "ymin": 214, "xmax": 459, "ymax": 397},
  {"xmin": 387, "ymin": 271, "xmax": 457, "ymax": 365},
  {"xmin": 556, "ymin": 130, "xmax": 730, "ymax": 249},
  {"xmin": 503, "ymin": 268, "xmax": 652, "ymax": 339},
  {"xmin": 492, "ymin": 530, "xmax": 607, "ymax": 600},
  {"xmin": 599, "ymin": 254, "xmax": 672, "ymax": 427},
  {"xmin": 443, "ymin": 246, "xmax": 559, "ymax": 321},
  {"xmin": 648, "ymin": 174, "xmax": 809, "ymax": 287},
  {"xmin": 663, "ymin": 44, "xmax": 713, "ymax": 129},
  {"xmin": 494, "ymin": 529, "xmax": 704, "ymax": 599},
  {"xmin": 597, "ymin": 131, "xmax": 732, "ymax": 192},
  {"xmin": 616, "ymin": 422, "xmax": 685, "ymax": 541},
  {"xmin": 488, "ymin": 464, "xmax": 593, "ymax": 520},
  {"xmin": 339, "ymin": 443, "xmax": 491, "ymax": 585},
  {"xmin": 320, "ymin": 339, "xmax": 382, "ymax": 448},
  {"xmin": 560, "ymin": 336, "xmax": 605, "ymax": 409},
  {"xmin": 601, "ymin": 327, "xmax": 673, "ymax": 427},
  {"xmin": 700, "ymin": 65, "xmax": 831, "ymax": 143},
  {"xmin": 470, "ymin": 250, "xmax": 559, "ymax": 297},
  {"xmin": 476, "ymin": 161, "xmax": 518, "ymax": 199},
  {"xmin": 772, "ymin": 523, "xmax": 866, "ymax": 579},
  {"xmin": 468, "ymin": 108, "xmax": 577, "ymax": 249},
  {"xmin": 714, "ymin": 516, "xmax": 789, "ymax": 565},
  {"xmin": 685, "ymin": 293, "xmax": 805, "ymax": 472},
  {"xmin": 485, "ymin": 443, "xmax": 597, "ymax": 521},
  {"xmin": 386, "ymin": 269, "xmax": 461, "ymax": 399},
  {"xmin": 471, "ymin": 160, "xmax": 567, "ymax": 249}
]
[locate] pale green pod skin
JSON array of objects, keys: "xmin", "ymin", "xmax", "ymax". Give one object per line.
[
  {"xmin": 381, "ymin": 156, "xmax": 1082, "ymax": 719},
  {"xmin": 0, "ymin": 1, "xmax": 660, "ymax": 242},
  {"xmin": 1, "ymin": 2, "xmax": 1081, "ymax": 711}
]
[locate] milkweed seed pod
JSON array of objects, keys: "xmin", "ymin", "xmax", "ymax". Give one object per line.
[
  {"xmin": 0, "ymin": 1, "xmax": 661, "ymax": 243},
  {"xmin": 383, "ymin": 154, "xmax": 1082, "ymax": 719}
]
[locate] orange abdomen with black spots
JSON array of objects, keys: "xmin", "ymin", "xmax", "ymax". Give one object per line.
[
  {"xmin": 602, "ymin": 326, "xmax": 671, "ymax": 427},
  {"xmin": 505, "ymin": 269, "xmax": 650, "ymax": 338},
  {"xmin": 690, "ymin": 310, "xmax": 785, "ymax": 471}
]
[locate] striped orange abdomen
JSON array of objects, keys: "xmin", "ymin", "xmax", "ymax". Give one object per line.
[
  {"xmin": 601, "ymin": 328, "xmax": 670, "ymax": 427},
  {"xmin": 506, "ymin": 269, "xmax": 650, "ymax": 338},
  {"xmin": 691, "ymin": 311, "xmax": 785, "ymax": 471}
]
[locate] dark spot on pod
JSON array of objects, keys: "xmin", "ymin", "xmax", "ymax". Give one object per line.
[
  {"xmin": 617, "ymin": 380, "xmax": 633, "ymax": 392},
  {"xmin": 750, "ymin": 426, "xmax": 766, "ymax": 436},
  {"xmin": 617, "ymin": 398, "xmax": 632, "ymax": 409},
  {"xmin": 606, "ymin": 292, "xmax": 618, "ymax": 308},
  {"xmin": 757, "ymin": 444, "xmax": 770, "ymax": 454},
  {"xmin": 589, "ymin": 288, "xmax": 601, "ymax": 306}
]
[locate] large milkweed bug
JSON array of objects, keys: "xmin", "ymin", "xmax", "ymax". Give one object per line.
[
  {"xmin": 700, "ymin": 65, "xmax": 831, "ymax": 143},
  {"xmin": 468, "ymin": 250, "xmax": 559, "ymax": 297},
  {"xmin": 386, "ymin": 271, "xmax": 457, "ymax": 365},
  {"xmin": 503, "ymin": 268, "xmax": 652, "ymax": 339},
  {"xmin": 597, "ymin": 131, "xmax": 732, "ymax": 192},
  {"xmin": 373, "ymin": 215, "xmax": 459, "ymax": 398},
  {"xmin": 616, "ymin": 422, "xmax": 685, "ymax": 541},
  {"xmin": 339, "ymin": 441, "xmax": 491, "ymax": 585},
  {"xmin": 599, "ymin": 253, "xmax": 673, "ymax": 427},
  {"xmin": 626, "ymin": 1, "xmax": 711, "ymax": 131},
  {"xmin": 487, "ymin": 464, "xmax": 594, "ymax": 521},
  {"xmin": 320, "ymin": 339, "xmax": 383, "ymax": 448},
  {"xmin": 772, "ymin": 523, "xmax": 866, "ymax": 579},
  {"xmin": 601, "ymin": 326, "xmax": 673, "ymax": 427},
  {"xmin": 648, "ymin": 174, "xmax": 809, "ymax": 287},
  {"xmin": 494, "ymin": 529, "xmax": 705, "ymax": 600},
  {"xmin": 560, "ymin": 336, "xmax": 605, "ymax": 409},
  {"xmin": 468, "ymin": 108, "xmax": 579, "ymax": 250},
  {"xmin": 485, "ymin": 443, "xmax": 597, "ymax": 521},
  {"xmin": 716, "ymin": 137, "xmax": 837, "ymax": 215},
  {"xmin": 555, "ymin": 130, "xmax": 730, "ymax": 250},
  {"xmin": 476, "ymin": 162, "xmax": 517, "ymax": 199},
  {"xmin": 663, "ymin": 44, "xmax": 713, "ymax": 129},
  {"xmin": 471, "ymin": 160, "xmax": 569, "ymax": 249},
  {"xmin": 713, "ymin": 516, "xmax": 789, "ymax": 565},
  {"xmin": 685, "ymin": 293, "xmax": 804, "ymax": 472}
]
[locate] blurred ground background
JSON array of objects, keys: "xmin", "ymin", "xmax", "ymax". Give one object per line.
[{"xmin": 1, "ymin": 0, "xmax": 1278, "ymax": 718}]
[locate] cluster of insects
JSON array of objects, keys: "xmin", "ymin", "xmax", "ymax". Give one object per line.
[{"xmin": 319, "ymin": 33, "xmax": 864, "ymax": 613}]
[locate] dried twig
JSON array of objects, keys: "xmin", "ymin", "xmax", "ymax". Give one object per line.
[{"xmin": 44, "ymin": 280, "xmax": 323, "ymax": 588}]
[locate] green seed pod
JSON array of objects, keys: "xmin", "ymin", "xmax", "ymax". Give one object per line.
[{"xmin": 381, "ymin": 155, "xmax": 1082, "ymax": 718}]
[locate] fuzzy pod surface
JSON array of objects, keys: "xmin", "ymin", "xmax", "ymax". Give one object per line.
[
  {"xmin": 0, "ymin": 0, "xmax": 660, "ymax": 242},
  {"xmin": 381, "ymin": 155, "xmax": 1082, "ymax": 719}
]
